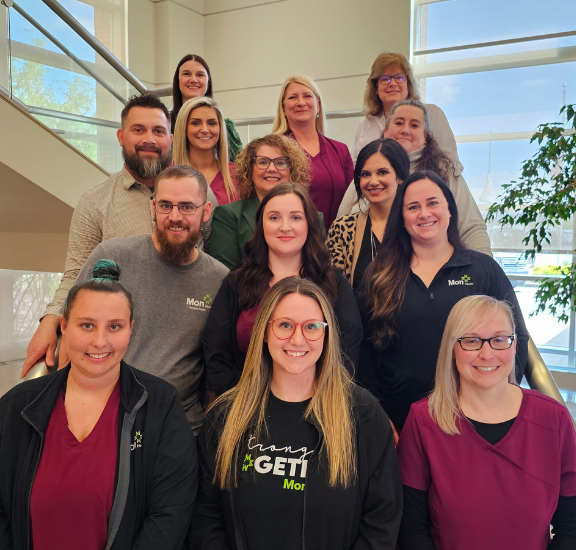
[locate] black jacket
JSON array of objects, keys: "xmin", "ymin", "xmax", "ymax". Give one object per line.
[
  {"xmin": 190, "ymin": 385, "xmax": 402, "ymax": 549},
  {"xmin": 359, "ymin": 248, "xmax": 530, "ymax": 428},
  {"xmin": 203, "ymin": 271, "xmax": 363, "ymax": 395},
  {"xmin": 0, "ymin": 362, "xmax": 197, "ymax": 550}
]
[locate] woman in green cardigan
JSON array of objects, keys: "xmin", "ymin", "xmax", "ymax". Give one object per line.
[{"xmin": 209, "ymin": 134, "xmax": 311, "ymax": 268}]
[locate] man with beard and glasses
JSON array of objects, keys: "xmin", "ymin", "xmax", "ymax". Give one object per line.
[
  {"xmin": 71, "ymin": 165, "xmax": 229, "ymax": 432},
  {"xmin": 22, "ymin": 95, "xmax": 217, "ymax": 377}
]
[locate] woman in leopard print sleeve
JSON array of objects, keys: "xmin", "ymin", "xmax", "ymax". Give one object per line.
[{"xmin": 327, "ymin": 139, "xmax": 409, "ymax": 290}]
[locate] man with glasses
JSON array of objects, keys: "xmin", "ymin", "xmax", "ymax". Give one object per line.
[
  {"xmin": 68, "ymin": 166, "xmax": 228, "ymax": 433},
  {"xmin": 22, "ymin": 94, "xmax": 217, "ymax": 377}
]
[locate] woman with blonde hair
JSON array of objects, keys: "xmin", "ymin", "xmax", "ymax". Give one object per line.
[
  {"xmin": 191, "ymin": 276, "xmax": 402, "ymax": 549},
  {"xmin": 173, "ymin": 96, "xmax": 238, "ymax": 205},
  {"xmin": 210, "ymin": 134, "xmax": 311, "ymax": 268},
  {"xmin": 272, "ymin": 75, "xmax": 353, "ymax": 230},
  {"xmin": 397, "ymin": 294, "xmax": 576, "ymax": 549},
  {"xmin": 354, "ymin": 52, "xmax": 461, "ymax": 168}
]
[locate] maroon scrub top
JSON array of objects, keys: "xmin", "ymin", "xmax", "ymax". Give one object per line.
[
  {"xmin": 30, "ymin": 382, "xmax": 121, "ymax": 550},
  {"xmin": 397, "ymin": 389, "xmax": 576, "ymax": 550},
  {"xmin": 211, "ymin": 161, "xmax": 239, "ymax": 205},
  {"xmin": 286, "ymin": 132, "xmax": 353, "ymax": 230}
]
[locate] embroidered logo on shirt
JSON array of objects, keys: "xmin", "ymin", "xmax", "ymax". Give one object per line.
[
  {"xmin": 185, "ymin": 296, "xmax": 212, "ymax": 311},
  {"xmin": 131, "ymin": 431, "xmax": 143, "ymax": 451},
  {"xmin": 448, "ymin": 274, "xmax": 473, "ymax": 286},
  {"xmin": 242, "ymin": 454, "xmax": 254, "ymax": 471}
]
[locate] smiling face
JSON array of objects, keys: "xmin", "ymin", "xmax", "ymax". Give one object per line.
[
  {"xmin": 403, "ymin": 178, "xmax": 451, "ymax": 248},
  {"xmin": 62, "ymin": 289, "xmax": 133, "ymax": 380},
  {"xmin": 359, "ymin": 152, "xmax": 401, "ymax": 208},
  {"xmin": 377, "ymin": 64, "xmax": 409, "ymax": 114},
  {"xmin": 153, "ymin": 175, "xmax": 211, "ymax": 264},
  {"xmin": 282, "ymin": 82, "xmax": 319, "ymax": 129},
  {"xmin": 252, "ymin": 145, "xmax": 292, "ymax": 201},
  {"xmin": 186, "ymin": 106, "xmax": 220, "ymax": 153},
  {"xmin": 263, "ymin": 193, "xmax": 308, "ymax": 261},
  {"xmin": 179, "ymin": 60, "xmax": 209, "ymax": 101},
  {"xmin": 267, "ymin": 293, "xmax": 325, "ymax": 385},
  {"xmin": 454, "ymin": 310, "xmax": 516, "ymax": 393},
  {"xmin": 384, "ymin": 104, "xmax": 426, "ymax": 154}
]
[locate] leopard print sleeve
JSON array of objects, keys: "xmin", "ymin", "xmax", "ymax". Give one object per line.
[{"xmin": 327, "ymin": 214, "xmax": 358, "ymax": 283}]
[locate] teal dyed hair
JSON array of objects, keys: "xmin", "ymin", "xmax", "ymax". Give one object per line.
[{"xmin": 62, "ymin": 260, "xmax": 134, "ymax": 321}]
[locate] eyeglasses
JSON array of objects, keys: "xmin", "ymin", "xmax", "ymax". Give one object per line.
[
  {"xmin": 154, "ymin": 200, "xmax": 206, "ymax": 215},
  {"xmin": 376, "ymin": 73, "xmax": 407, "ymax": 85},
  {"xmin": 268, "ymin": 318, "xmax": 328, "ymax": 341},
  {"xmin": 254, "ymin": 156, "xmax": 291, "ymax": 170},
  {"xmin": 457, "ymin": 335, "xmax": 516, "ymax": 351}
]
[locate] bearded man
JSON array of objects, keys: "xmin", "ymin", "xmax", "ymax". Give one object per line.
[{"xmin": 69, "ymin": 165, "xmax": 228, "ymax": 432}]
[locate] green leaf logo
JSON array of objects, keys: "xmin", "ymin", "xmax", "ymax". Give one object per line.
[
  {"xmin": 203, "ymin": 294, "xmax": 212, "ymax": 305},
  {"xmin": 242, "ymin": 454, "xmax": 254, "ymax": 471},
  {"xmin": 461, "ymin": 275, "xmax": 471, "ymax": 283}
]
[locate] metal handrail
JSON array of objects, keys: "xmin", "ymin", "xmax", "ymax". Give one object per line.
[
  {"xmin": 41, "ymin": 0, "xmax": 147, "ymax": 94},
  {"xmin": 28, "ymin": 105, "xmax": 120, "ymax": 129},
  {"xmin": 12, "ymin": 1, "xmax": 127, "ymax": 105},
  {"xmin": 233, "ymin": 109, "xmax": 364, "ymax": 127}
]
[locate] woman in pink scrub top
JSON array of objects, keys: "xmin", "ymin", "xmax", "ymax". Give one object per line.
[
  {"xmin": 397, "ymin": 294, "xmax": 576, "ymax": 550},
  {"xmin": 272, "ymin": 75, "xmax": 353, "ymax": 231},
  {"xmin": 173, "ymin": 96, "xmax": 239, "ymax": 206}
]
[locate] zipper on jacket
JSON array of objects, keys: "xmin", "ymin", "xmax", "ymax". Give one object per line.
[{"xmin": 25, "ymin": 433, "xmax": 43, "ymax": 550}]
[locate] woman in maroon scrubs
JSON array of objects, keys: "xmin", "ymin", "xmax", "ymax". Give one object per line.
[
  {"xmin": 0, "ymin": 261, "xmax": 196, "ymax": 550},
  {"xmin": 272, "ymin": 75, "xmax": 353, "ymax": 231},
  {"xmin": 397, "ymin": 294, "xmax": 576, "ymax": 550}
]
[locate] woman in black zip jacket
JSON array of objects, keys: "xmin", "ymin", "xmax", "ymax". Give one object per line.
[
  {"xmin": 190, "ymin": 276, "xmax": 402, "ymax": 550},
  {"xmin": 0, "ymin": 261, "xmax": 197, "ymax": 550}
]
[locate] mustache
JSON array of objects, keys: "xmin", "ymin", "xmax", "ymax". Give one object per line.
[{"xmin": 136, "ymin": 145, "xmax": 162, "ymax": 153}]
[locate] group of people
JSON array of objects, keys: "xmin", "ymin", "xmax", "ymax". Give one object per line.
[{"xmin": 0, "ymin": 51, "xmax": 575, "ymax": 549}]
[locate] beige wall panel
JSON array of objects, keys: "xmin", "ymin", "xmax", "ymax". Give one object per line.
[
  {"xmin": 205, "ymin": 0, "xmax": 283, "ymax": 15},
  {"xmin": 127, "ymin": 0, "xmax": 157, "ymax": 84},
  {"xmin": 204, "ymin": 0, "xmax": 410, "ymax": 119},
  {"xmin": 0, "ymin": 96, "xmax": 107, "ymax": 209},
  {"xmin": 0, "ymin": 233, "xmax": 68, "ymax": 272},
  {"xmin": 154, "ymin": 1, "xmax": 205, "ymax": 85},
  {"xmin": 171, "ymin": 0, "xmax": 206, "ymax": 14}
]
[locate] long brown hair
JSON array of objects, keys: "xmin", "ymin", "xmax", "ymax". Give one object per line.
[
  {"xmin": 213, "ymin": 277, "xmax": 356, "ymax": 489},
  {"xmin": 364, "ymin": 171, "xmax": 464, "ymax": 349},
  {"xmin": 232, "ymin": 183, "xmax": 338, "ymax": 309}
]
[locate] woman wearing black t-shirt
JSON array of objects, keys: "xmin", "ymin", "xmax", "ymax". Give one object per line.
[{"xmin": 191, "ymin": 277, "xmax": 402, "ymax": 550}]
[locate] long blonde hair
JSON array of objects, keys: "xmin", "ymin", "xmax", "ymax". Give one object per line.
[
  {"xmin": 429, "ymin": 295, "xmax": 517, "ymax": 435},
  {"xmin": 213, "ymin": 277, "xmax": 356, "ymax": 489},
  {"xmin": 272, "ymin": 75, "xmax": 326, "ymax": 135},
  {"xmin": 172, "ymin": 96, "xmax": 237, "ymax": 202}
]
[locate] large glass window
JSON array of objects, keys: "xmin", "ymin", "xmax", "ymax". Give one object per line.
[{"xmin": 413, "ymin": 0, "xmax": 576, "ymax": 370}]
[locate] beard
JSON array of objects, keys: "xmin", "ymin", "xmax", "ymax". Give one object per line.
[
  {"xmin": 122, "ymin": 145, "xmax": 172, "ymax": 180},
  {"xmin": 155, "ymin": 218, "xmax": 203, "ymax": 265}
]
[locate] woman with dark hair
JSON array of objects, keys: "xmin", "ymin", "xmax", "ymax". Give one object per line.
[
  {"xmin": 398, "ymin": 295, "xmax": 576, "ymax": 550},
  {"xmin": 210, "ymin": 134, "xmax": 311, "ymax": 268},
  {"xmin": 203, "ymin": 183, "xmax": 362, "ymax": 397},
  {"xmin": 340, "ymin": 99, "xmax": 491, "ymax": 255},
  {"xmin": 359, "ymin": 171, "xmax": 529, "ymax": 435},
  {"xmin": 192, "ymin": 277, "xmax": 402, "ymax": 550},
  {"xmin": 327, "ymin": 138, "xmax": 409, "ymax": 288},
  {"xmin": 353, "ymin": 52, "xmax": 461, "ymax": 169},
  {"xmin": 171, "ymin": 54, "xmax": 242, "ymax": 160},
  {"xmin": 0, "ymin": 261, "xmax": 197, "ymax": 549}
]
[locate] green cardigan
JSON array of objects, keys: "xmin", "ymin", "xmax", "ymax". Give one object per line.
[{"xmin": 209, "ymin": 196, "xmax": 260, "ymax": 269}]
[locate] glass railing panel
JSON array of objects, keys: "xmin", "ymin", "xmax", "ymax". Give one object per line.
[
  {"xmin": 33, "ymin": 111, "xmax": 122, "ymax": 173},
  {"xmin": 11, "ymin": 0, "xmax": 137, "ymax": 101}
]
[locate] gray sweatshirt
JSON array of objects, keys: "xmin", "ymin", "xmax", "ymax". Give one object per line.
[{"xmin": 77, "ymin": 234, "xmax": 229, "ymax": 432}]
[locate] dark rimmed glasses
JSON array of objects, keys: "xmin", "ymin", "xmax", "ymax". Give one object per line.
[
  {"xmin": 457, "ymin": 335, "xmax": 516, "ymax": 351},
  {"xmin": 376, "ymin": 73, "xmax": 407, "ymax": 85},
  {"xmin": 154, "ymin": 200, "xmax": 206, "ymax": 215},
  {"xmin": 254, "ymin": 156, "xmax": 291, "ymax": 170},
  {"xmin": 268, "ymin": 318, "xmax": 328, "ymax": 341}
]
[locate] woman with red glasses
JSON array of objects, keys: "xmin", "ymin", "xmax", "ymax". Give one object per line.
[
  {"xmin": 203, "ymin": 183, "xmax": 362, "ymax": 399},
  {"xmin": 191, "ymin": 277, "xmax": 402, "ymax": 550}
]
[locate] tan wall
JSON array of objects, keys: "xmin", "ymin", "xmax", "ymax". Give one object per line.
[
  {"xmin": 0, "ymin": 233, "xmax": 68, "ymax": 272},
  {"xmin": 128, "ymin": 0, "xmax": 410, "ymax": 119}
]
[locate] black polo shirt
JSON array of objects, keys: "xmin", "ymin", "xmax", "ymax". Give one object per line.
[{"xmin": 359, "ymin": 248, "xmax": 528, "ymax": 429}]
